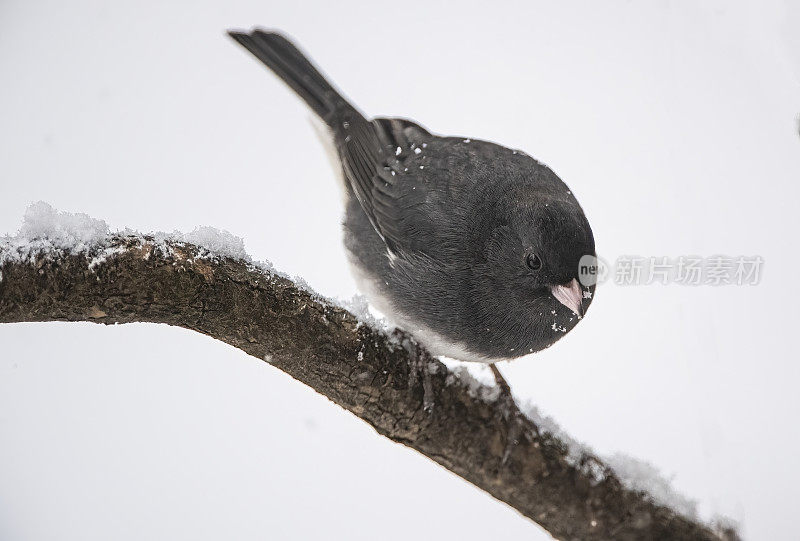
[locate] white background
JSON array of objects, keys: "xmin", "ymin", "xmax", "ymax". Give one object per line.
[{"xmin": 1, "ymin": 1, "xmax": 798, "ymax": 539}]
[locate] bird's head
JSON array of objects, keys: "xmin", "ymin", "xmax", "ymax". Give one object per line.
[{"xmin": 468, "ymin": 192, "xmax": 595, "ymax": 358}]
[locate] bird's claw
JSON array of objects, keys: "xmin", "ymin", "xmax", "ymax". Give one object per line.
[{"xmin": 394, "ymin": 329, "xmax": 436, "ymax": 413}]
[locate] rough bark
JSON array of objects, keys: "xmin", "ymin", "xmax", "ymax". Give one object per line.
[{"xmin": 0, "ymin": 236, "xmax": 737, "ymax": 541}]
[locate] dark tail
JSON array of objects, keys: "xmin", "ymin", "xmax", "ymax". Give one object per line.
[{"xmin": 227, "ymin": 29, "xmax": 356, "ymax": 126}]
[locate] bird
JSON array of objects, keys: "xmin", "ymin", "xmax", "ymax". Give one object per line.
[{"xmin": 228, "ymin": 29, "xmax": 596, "ymax": 367}]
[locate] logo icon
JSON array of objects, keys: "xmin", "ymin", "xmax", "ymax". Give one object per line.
[{"xmin": 578, "ymin": 254, "xmax": 609, "ymax": 287}]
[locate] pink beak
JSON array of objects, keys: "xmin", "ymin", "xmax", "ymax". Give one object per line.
[{"xmin": 550, "ymin": 278, "xmax": 584, "ymax": 317}]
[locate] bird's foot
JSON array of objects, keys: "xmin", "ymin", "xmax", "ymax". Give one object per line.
[
  {"xmin": 417, "ymin": 350, "xmax": 436, "ymax": 413},
  {"xmin": 490, "ymin": 364, "xmax": 513, "ymax": 401},
  {"xmin": 490, "ymin": 364, "xmax": 530, "ymax": 464},
  {"xmin": 393, "ymin": 329, "xmax": 436, "ymax": 412}
]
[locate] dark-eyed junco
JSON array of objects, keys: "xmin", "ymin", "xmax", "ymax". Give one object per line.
[{"xmin": 228, "ymin": 29, "xmax": 595, "ymax": 362}]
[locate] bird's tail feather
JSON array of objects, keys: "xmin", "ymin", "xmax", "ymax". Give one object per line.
[{"xmin": 227, "ymin": 29, "xmax": 355, "ymax": 126}]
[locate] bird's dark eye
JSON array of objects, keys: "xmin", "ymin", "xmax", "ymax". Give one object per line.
[{"xmin": 526, "ymin": 253, "xmax": 542, "ymax": 271}]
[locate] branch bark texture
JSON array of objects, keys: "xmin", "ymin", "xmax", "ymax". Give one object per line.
[{"xmin": 0, "ymin": 236, "xmax": 737, "ymax": 541}]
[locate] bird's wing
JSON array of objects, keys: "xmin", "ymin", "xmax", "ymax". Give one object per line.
[{"xmin": 337, "ymin": 116, "xmax": 441, "ymax": 256}]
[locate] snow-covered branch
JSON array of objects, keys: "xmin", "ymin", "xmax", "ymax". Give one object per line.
[{"xmin": 0, "ymin": 204, "xmax": 737, "ymax": 541}]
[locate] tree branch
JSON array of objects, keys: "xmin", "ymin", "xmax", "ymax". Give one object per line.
[{"xmin": 0, "ymin": 235, "xmax": 737, "ymax": 541}]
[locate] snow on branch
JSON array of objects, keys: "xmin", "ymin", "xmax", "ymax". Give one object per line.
[{"xmin": 0, "ymin": 203, "xmax": 738, "ymax": 541}]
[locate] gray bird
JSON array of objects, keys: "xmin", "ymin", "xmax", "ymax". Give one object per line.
[{"xmin": 228, "ymin": 29, "xmax": 595, "ymax": 363}]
